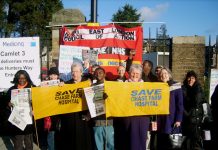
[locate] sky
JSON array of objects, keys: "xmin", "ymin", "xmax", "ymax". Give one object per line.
[{"xmin": 62, "ymin": 0, "xmax": 218, "ymax": 45}]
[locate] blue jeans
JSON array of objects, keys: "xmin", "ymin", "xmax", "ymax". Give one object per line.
[
  {"xmin": 93, "ymin": 126, "xmax": 114, "ymax": 150},
  {"xmin": 47, "ymin": 131, "xmax": 55, "ymax": 150}
]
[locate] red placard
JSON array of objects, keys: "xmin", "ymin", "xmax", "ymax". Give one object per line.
[{"xmin": 60, "ymin": 24, "xmax": 143, "ymax": 80}]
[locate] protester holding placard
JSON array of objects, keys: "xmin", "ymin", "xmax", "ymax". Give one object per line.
[
  {"xmin": 155, "ymin": 67, "xmax": 184, "ymax": 150},
  {"xmin": 4, "ymin": 70, "xmax": 35, "ymax": 150},
  {"xmin": 115, "ymin": 64, "xmax": 150, "ymax": 150},
  {"xmin": 37, "ymin": 67, "xmax": 61, "ymax": 150},
  {"xmin": 59, "ymin": 62, "xmax": 94, "ymax": 150},
  {"xmin": 91, "ymin": 67, "xmax": 114, "ymax": 150}
]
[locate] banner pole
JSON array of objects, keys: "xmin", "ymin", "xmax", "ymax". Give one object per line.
[
  {"xmin": 46, "ymin": 21, "xmax": 166, "ymax": 28},
  {"xmin": 33, "ymin": 118, "xmax": 40, "ymax": 148},
  {"xmin": 105, "ymin": 118, "xmax": 107, "ymax": 150}
]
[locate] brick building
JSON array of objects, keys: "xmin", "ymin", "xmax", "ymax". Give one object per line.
[{"xmin": 172, "ymin": 36, "xmax": 205, "ymax": 85}]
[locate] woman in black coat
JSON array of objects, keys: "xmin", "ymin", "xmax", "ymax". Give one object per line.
[
  {"xmin": 4, "ymin": 70, "xmax": 35, "ymax": 150},
  {"xmin": 58, "ymin": 62, "xmax": 94, "ymax": 150},
  {"xmin": 182, "ymin": 70, "xmax": 205, "ymax": 150}
]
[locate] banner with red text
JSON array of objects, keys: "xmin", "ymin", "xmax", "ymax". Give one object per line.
[{"xmin": 60, "ymin": 24, "xmax": 143, "ymax": 79}]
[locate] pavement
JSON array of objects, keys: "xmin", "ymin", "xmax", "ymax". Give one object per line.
[{"xmin": 0, "ymin": 136, "xmax": 40, "ymax": 150}]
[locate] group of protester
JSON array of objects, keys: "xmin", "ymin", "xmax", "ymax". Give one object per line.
[{"xmin": 0, "ymin": 52, "xmax": 217, "ymax": 150}]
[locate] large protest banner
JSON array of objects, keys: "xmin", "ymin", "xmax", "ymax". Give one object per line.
[
  {"xmin": 0, "ymin": 37, "xmax": 40, "ymax": 91},
  {"xmin": 32, "ymin": 81, "xmax": 90, "ymax": 120},
  {"xmin": 104, "ymin": 81, "xmax": 170, "ymax": 118},
  {"xmin": 60, "ymin": 24, "xmax": 143, "ymax": 79}
]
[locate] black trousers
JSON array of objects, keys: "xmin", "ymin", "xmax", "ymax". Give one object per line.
[{"xmin": 11, "ymin": 134, "xmax": 33, "ymax": 150}]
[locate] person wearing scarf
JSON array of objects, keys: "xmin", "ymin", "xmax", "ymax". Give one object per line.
[
  {"xmin": 115, "ymin": 64, "xmax": 150, "ymax": 150},
  {"xmin": 155, "ymin": 67, "xmax": 184, "ymax": 150},
  {"xmin": 5, "ymin": 70, "xmax": 35, "ymax": 150}
]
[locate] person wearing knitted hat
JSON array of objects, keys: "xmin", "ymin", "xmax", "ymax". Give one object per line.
[
  {"xmin": 48, "ymin": 67, "xmax": 59, "ymax": 76},
  {"xmin": 37, "ymin": 67, "xmax": 61, "ymax": 150}
]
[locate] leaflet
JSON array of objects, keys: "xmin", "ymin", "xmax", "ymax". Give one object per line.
[{"xmin": 84, "ymin": 84, "xmax": 105, "ymax": 118}]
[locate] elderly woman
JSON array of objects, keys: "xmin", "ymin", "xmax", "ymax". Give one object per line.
[
  {"xmin": 59, "ymin": 62, "xmax": 93, "ymax": 150},
  {"xmin": 155, "ymin": 67, "xmax": 184, "ymax": 150},
  {"xmin": 115, "ymin": 64, "xmax": 150, "ymax": 150}
]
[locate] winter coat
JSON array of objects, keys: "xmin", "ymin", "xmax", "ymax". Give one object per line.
[
  {"xmin": 157, "ymin": 80, "xmax": 184, "ymax": 134},
  {"xmin": 182, "ymin": 82, "xmax": 205, "ymax": 137},
  {"xmin": 1, "ymin": 83, "xmax": 35, "ymax": 135},
  {"xmin": 59, "ymin": 77, "xmax": 94, "ymax": 150}
]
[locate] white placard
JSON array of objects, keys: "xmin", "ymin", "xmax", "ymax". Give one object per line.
[
  {"xmin": 59, "ymin": 45, "xmax": 84, "ymax": 73},
  {"xmin": 40, "ymin": 79, "xmax": 60, "ymax": 87},
  {"xmin": 0, "ymin": 37, "xmax": 41, "ymax": 91},
  {"xmin": 58, "ymin": 45, "xmax": 98, "ymax": 74},
  {"xmin": 84, "ymin": 84, "xmax": 105, "ymax": 118},
  {"xmin": 209, "ymin": 69, "xmax": 218, "ymax": 103}
]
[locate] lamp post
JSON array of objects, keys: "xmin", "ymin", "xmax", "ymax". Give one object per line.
[{"xmin": 91, "ymin": 0, "xmax": 98, "ymax": 22}]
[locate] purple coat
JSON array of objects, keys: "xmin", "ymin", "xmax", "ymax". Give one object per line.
[{"xmin": 157, "ymin": 86, "xmax": 184, "ymax": 134}]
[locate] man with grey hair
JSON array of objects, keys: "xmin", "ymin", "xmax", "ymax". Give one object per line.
[{"xmin": 70, "ymin": 62, "xmax": 84, "ymax": 83}]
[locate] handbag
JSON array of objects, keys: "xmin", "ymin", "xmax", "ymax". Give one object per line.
[{"xmin": 169, "ymin": 127, "xmax": 186, "ymax": 149}]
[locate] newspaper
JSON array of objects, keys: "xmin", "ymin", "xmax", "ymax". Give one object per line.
[
  {"xmin": 10, "ymin": 88, "xmax": 32, "ymax": 125},
  {"xmin": 8, "ymin": 108, "xmax": 27, "ymax": 131},
  {"xmin": 40, "ymin": 79, "xmax": 60, "ymax": 87},
  {"xmin": 84, "ymin": 84, "xmax": 105, "ymax": 118}
]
